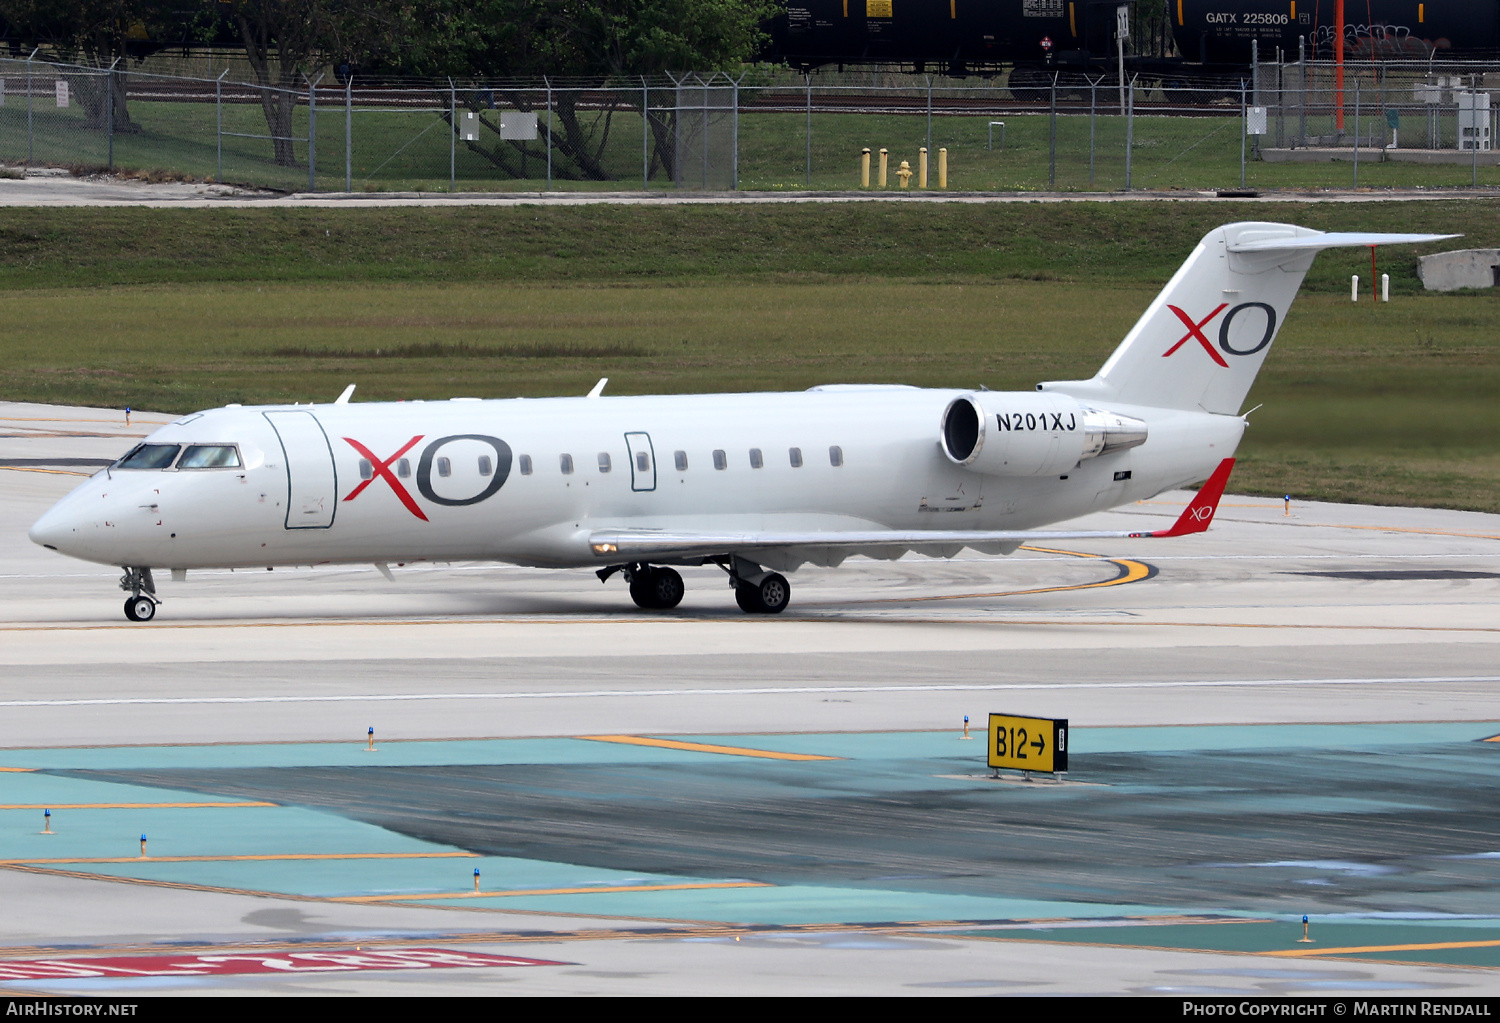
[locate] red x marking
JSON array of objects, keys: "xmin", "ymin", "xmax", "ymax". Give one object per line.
[
  {"xmin": 343, "ymin": 436, "xmax": 428, "ymax": 521},
  {"xmin": 1162, "ymin": 303, "xmax": 1230, "ymax": 368}
]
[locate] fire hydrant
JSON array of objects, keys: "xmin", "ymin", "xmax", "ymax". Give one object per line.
[{"xmin": 897, "ymin": 160, "xmax": 913, "ymax": 189}]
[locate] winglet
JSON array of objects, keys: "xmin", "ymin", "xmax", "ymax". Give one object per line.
[
  {"xmin": 1148, "ymin": 458, "xmax": 1235, "ymax": 537},
  {"xmin": 334, "ymin": 384, "xmax": 356, "ymax": 404},
  {"xmin": 587, "ymin": 378, "xmax": 608, "ymax": 398}
]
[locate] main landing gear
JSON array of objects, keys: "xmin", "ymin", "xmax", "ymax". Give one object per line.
[
  {"xmin": 596, "ymin": 557, "xmax": 792, "ymax": 614},
  {"xmin": 725, "ymin": 556, "xmax": 790, "ymax": 615},
  {"xmin": 119, "ymin": 566, "xmax": 159, "ymax": 622},
  {"xmin": 597, "ymin": 563, "xmax": 685, "ymax": 610}
]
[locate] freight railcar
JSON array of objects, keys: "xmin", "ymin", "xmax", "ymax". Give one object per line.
[
  {"xmin": 766, "ymin": 1, "xmax": 1500, "ymax": 87},
  {"xmin": 1171, "ymin": 0, "xmax": 1500, "ymax": 65}
]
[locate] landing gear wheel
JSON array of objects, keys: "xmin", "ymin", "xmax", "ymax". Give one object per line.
[
  {"xmin": 646, "ymin": 567, "xmax": 684, "ymax": 610},
  {"xmin": 628, "ymin": 569, "xmax": 658, "ymax": 609},
  {"xmin": 124, "ymin": 596, "xmax": 156, "ymax": 622},
  {"xmin": 756, "ymin": 573, "xmax": 790, "ymax": 614},
  {"xmin": 736, "ymin": 573, "xmax": 790, "ymax": 615}
]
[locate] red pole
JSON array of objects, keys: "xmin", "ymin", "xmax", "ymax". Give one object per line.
[{"xmin": 1335, "ymin": 0, "xmax": 1346, "ymax": 132}]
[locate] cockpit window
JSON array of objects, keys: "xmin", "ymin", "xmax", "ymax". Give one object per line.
[
  {"xmin": 178, "ymin": 445, "xmax": 242, "ymax": 469},
  {"xmin": 116, "ymin": 444, "xmax": 181, "ymax": 469}
]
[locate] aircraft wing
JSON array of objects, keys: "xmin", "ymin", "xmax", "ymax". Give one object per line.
[{"xmin": 591, "ymin": 459, "xmax": 1235, "ymax": 560}]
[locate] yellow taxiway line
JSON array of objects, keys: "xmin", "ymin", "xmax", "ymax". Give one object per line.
[
  {"xmin": 1266, "ymin": 939, "xmax": 1500, "ymax": 958},
  {"xmin": 0, "ymin": 802, "xmax": 276, "ymax": 809},
  {"xmin": 578, "ymin": 735, "xmax": 838, "ymax": 761},
  {"xmin": 1, "ymin": 852, "xmax": 476, "ymax": 866},
  {"xmin": 328, "ymin": 881, "xmax": 772, "ymax": 903}
]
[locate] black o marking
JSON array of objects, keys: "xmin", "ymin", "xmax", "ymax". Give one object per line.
[
  {"xmin": 416, "ymin": 434, "xmax": 512, "ymax": 506},
  {"xmin": 1218, "ymin": 302, "xmax": 1278, "ymax": 357}
]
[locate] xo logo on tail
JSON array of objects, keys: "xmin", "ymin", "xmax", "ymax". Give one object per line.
[{"xmin": 1162, "ymin": 302, "xmax": 1278, "ymax": 366}]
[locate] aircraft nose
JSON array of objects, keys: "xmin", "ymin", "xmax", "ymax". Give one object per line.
[{"xmin": 30, "ymin": 499, "xmax": 86, "ymax": 554}]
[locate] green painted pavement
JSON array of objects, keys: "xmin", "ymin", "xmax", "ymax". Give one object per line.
[{"xmin": 942, "ymin": 919, "xmax": 1500, "ymax": 968}]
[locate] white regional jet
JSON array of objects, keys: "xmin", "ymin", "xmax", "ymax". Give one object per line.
[{"xmin": 30, "ymin": 221, "xmax": 1451, "ymax": 622}]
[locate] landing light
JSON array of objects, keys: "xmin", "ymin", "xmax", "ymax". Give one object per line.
[{"xmin": 592, "ymin": 543, "xmax": 618, "ymax": 554}]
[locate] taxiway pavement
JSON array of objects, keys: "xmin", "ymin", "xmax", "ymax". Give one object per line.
[{"xmin": 2, "ymin": 401, "xmax": 1498, "ymax": 996}]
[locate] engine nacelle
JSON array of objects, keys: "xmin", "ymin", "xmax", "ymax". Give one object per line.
[{"xmin": 940, "ymin": 393, "xmax": 1148, "ymax": 477}]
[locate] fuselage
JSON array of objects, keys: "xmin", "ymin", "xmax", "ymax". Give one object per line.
[{"xmin": 29, "ymin": 386, "xmax": 1244, "ymax": 573}]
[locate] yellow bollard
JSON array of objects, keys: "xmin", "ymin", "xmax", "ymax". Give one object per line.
[
  {"xmin": 961, "ymin": 715, "xmax": 972, "ymax": 740},
  {"xmin": 365, "ymin": 726, "xmax": 377, "ymax": 752},
  {"xmin": 42, "ymin": 808, "xmax": 51, "ymax": 834},
  {"xmin": 860, "ymin": 147, "xmax": 871, "ymax": 188},
  {"xmin": 878, "ymin": 148, "xmax": 888, "ymax": 187},
  {"xmin": 939, "ymin": 147, "xmax": 947, "ymax": 189},
  {"xmin": 919, "ymin": 147, "xmax": 928, "ymax": 188},
  {"xmin": 897, "ymin": 160, "xmax": 913, "ymax": 189},
  {"xmin": 140, "ymin": 833, "xmax": 147, "ymax": 858},
  {"xmin": 474, "ymin": 868, "xmax": 481, "ymax": 892},
  {"xmin": 1284, "ymin": 494, "xmax": 1291, "ymax": 516}
]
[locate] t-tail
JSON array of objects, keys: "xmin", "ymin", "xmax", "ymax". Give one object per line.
[{"xmin": 1038, "ymin": 222, "xmax": 1457, "ymax": 415}]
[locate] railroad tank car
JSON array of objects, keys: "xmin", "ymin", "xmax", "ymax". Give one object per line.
[
  {"xmin": 766, "ymin": 1, "xmax": 1500, "ymax": 78},
  {"xmin": 766, "ymin": 0, "xmax": 1129, "ymax": 74},
  {"xmin": 1170, "ymin": 0, "xmax": 1500, "ymax": 65}
]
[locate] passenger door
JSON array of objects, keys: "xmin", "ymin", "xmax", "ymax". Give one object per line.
[
  {"xmin": 263, "ymin": 410, "xmax": 338, "ymax": 529},
  {"xmin": 624, "ymin": 432, "xmax": 656, "ymax": 492}
]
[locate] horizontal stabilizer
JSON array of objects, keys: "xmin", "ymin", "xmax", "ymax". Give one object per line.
[
  {"xmin": 589, "ymin": 460, "xmax": 1236, "ymax": 559},
  {"xmin": 1228, "ymin": 232, "xmax": 1458, "ymax": 252}
]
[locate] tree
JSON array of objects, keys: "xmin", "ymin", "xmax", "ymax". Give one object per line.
[
  {"xmin": 0, "ymin": 0, "xmax": 192, "ymax": 131},
  {"xmin": 371, "ymin": 0, "xmax": 776, "ymax": 182},
  {"xmin": 224, "ymin": 0, "xmax": 400, "ymax": 167}
]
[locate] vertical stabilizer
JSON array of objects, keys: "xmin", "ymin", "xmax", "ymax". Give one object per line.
[{"xmin": 1037, "ymin": 222, "xmax": 1456, "ymax": 415}]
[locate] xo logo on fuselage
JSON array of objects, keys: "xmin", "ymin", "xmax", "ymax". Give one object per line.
[
  {"xmin": 1162, "ymin": 302, "xmax": 1278, "ymax": 367},
  {"xmin": 343, "ymin": 434, "xmax": 512, "ymax": 520}
]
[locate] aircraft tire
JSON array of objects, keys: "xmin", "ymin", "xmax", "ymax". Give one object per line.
[
  {"xmin": 628, "ymin": 569, "xmax": 659, "ymax": 609},
  {"xmin": 648, "ymin": 567, "xmax": 685, "ymax": 610},
  {"xmin": 734, "ymin": 582, "xmax": 764, "ymax": 614},
  {"xmin": 124, "ymin": 596, "xmax": 156, "ymax": 622},
  {"xmin": 757, "ymin": 573, "xmax": 791, "ymax": 614}
]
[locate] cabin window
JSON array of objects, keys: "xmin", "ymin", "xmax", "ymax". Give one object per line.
[
  {"xmin": 636, "ymin": 451, "xmax": 651, "ymax": 473},
  {"xmin": 560, "ymin": 453, "xmax": 574, "ymax": 475},
  {"xmin": 674, "ymin": 450, "xmax": 688, "ymax": 471},
  {"xmin": 829, "ymin": 445, "xmax": 844, "ymax": 467},
  {"xmin": 598, "ymin": 452, "xmax": 612, "ymax": 473},
  {"xmin": 116, "ymin": 444, "xmax": 180, "ymax": 470},
  {"xmin": 397, "ymin": 458, "xmax": 411, "ymax": 479},
  {"xmin": 179, "ymin": 445, "xmax": 241, "ymax": 469},
  {"xmin": 749, "ymin": 448, "xmax": 763, "ymax": 469},
  {"xmin": 713, "ymin": 449, "xmax": 727, "ymax": 470},
  {"xmin": 437, "ymin": 457, "xmax": 452, "ymax": 478},
  {"xmin": 788, "ymin": 447, "xmax": 803, "ymax": 468},
  {"xmin": 519, "ymin": 454, "xmax": 533, "ymax": 475},
  {"xmin": 478, "ymin": 455, "xmax": 493, "ymax": 477},
  {"xmin": 358, "ymin": 459, "xmax": 373, "ymax": 480}
]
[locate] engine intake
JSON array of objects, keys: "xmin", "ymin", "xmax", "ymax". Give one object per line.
[{"xmin": 940, "ymin": 393, "xmax": 1147, "ymax": 477}]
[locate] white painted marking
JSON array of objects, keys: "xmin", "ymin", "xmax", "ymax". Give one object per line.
[{"xmin": 2, "ymin": 676, "xmax": 1495, "ymax": 708}]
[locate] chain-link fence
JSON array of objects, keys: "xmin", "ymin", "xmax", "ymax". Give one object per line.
[{"xmin": 3, "ymin": 55, "xmax": 1499, "ymax": 194}]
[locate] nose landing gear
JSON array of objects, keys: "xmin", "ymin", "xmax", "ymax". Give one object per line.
[{"xmin": 119, "ymin": 567, "xmax": 159, "ymax": 622}]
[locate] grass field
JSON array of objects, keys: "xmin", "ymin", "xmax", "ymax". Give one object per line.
[
  {"xmin": 0, "ymin": 200, "xmax": 1496, "ymax": 511},
  {"xmin": 7, "ymin": 91, "xmax": 1500, "ymax": 194}
]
